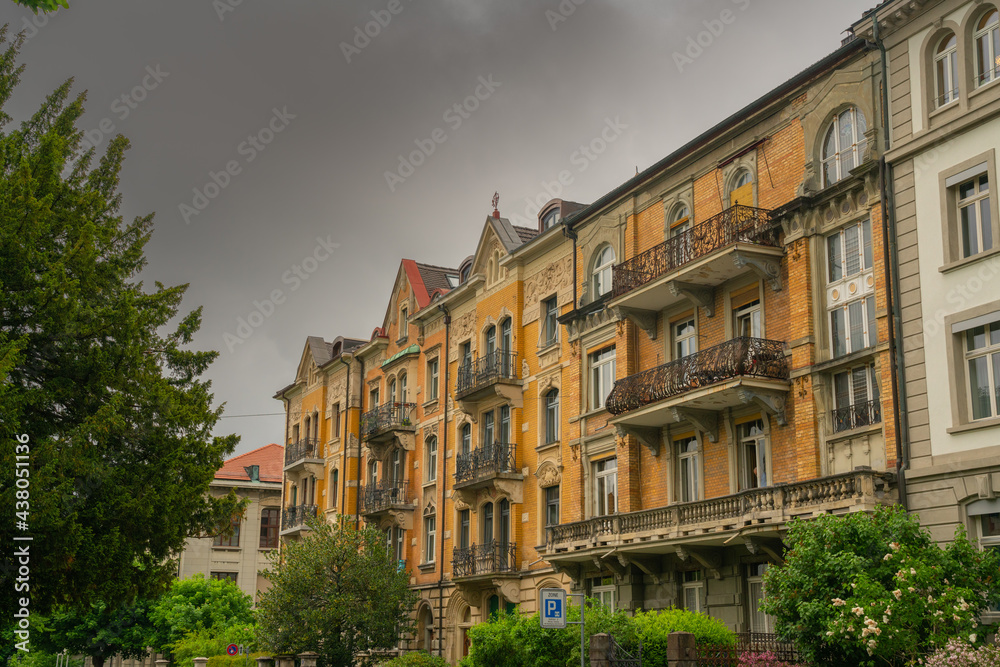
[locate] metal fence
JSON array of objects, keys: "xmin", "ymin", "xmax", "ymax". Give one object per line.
[
  {"xmin": 454, "ymin": 440, "xmax": 517, "ymax": 484},
  {"xmin": 609, "ymin": 635, "xmax": 642, "ymax": 666},
  {"xmin": 451, "ymin": 541, "xmax": 517, "ymax": 577},
  {"xmin": 696, "ymin": 633, "xmax": 801, "ymax": 666},
  {"xmin": 456, "ymin": 350, "xmax": 518, "ymax": 397}
]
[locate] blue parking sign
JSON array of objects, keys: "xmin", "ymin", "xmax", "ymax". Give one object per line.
[{"xmin": 539, "ymin": 588, "xmax": 567, "ymax": 629}]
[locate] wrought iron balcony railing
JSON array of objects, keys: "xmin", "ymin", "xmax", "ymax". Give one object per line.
[
  {"xmin": 611, "ymin": 204, "xmax": 778, "ymax": 298},
  {"xmin": 831, "ymin": 399, "xmax": 882, "ymax": 433},
  {"xmin": 281, "ymin": 504, "xmax": 318, "ymax": 531},
  {"xmin": 452, "ymin": 541, "xmax": 517, "ymax": 577},
  {"xmin": 546, "ymin": 470, "xmax": 893, "ymax": 548},
  {"xmin": 361, "ymin": 479, "xmax": 410, "ymax": 514},
  {"xmin": 361, "ymin": 402, "xmax": 416, "ymax": 440},
  {"xmin": 454, "ymin": 441, "xmax": 517, "ymax": 485},
  {"xmin": 605, "ymin": 337, "xmax": 788, "ymax": 416},
  {"xmin": 284, "ymin": 437, "xmax": 320, "ymax": 465},
  {"xmin": 456, "ymin": 350, "xmax": 519, "ymax": 398}
]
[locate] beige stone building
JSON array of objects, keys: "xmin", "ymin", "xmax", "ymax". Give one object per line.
[
  {"xmin": 852, "ymin": 0, "xmax": 1000, "ymax": 622},
  {"xmin": 176, "ymin": 444, "xmax": 284, "ymax": 600}
]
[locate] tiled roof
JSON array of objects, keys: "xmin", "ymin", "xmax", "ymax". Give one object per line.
[
  {"xmin": 306, "ymin": 336, "xmax": 333, "ymax": 366},
  {"xmin": 215, "ymin": 443, "xmax": 284, "ymax": 484},
  {"xmin": 513, "ymin": 226, "xmax": 539, "ymax": 244},
  {"xmin": 416, "ymin": 262, "xmax": 459, "ymax": 295}
]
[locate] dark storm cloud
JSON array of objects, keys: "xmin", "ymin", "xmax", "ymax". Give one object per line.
[{"xmin": 0, "ymin": 0, "xmax": 875, "ymax": 454}]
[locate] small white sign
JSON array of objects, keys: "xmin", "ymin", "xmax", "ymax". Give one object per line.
[{"xmin": 539, "ymin": 588, "xmax": 567, "ymax": 629}]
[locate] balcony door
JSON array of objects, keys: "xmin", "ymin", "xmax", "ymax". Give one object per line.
[
  {"xmin": 482, "ymin": 502, "xmax": 494, "ymax": 543},
  {"xmin": 500, "ymin": 318, "xmax": 512, "ymax": 376},
  {"xmin": 485, "ymin": 326, "xmax": 496, "ymax": 357},
  {"xmin": 498, "ymin": 499, "xmax": 511, "ymax": 569},
  {"xmin": 735, "ymin": 300, "xmax": 761, "ymax": 339},
  {"xmin": 483, "ymin": 411, "xmax": 495, "ymax": 447},
  {"xmin": 391, "ymin": 449, "xmax": 403, "ymax": 486},
  {"xmin": 739, "ymin": 419, "xmax": 768, "ymax": 490}
]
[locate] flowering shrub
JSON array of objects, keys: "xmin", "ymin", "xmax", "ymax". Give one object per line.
[
  {"xmin": 761, "ymin": 505, "xmax": 1000, "ymax": 667},
  {"xmin": 737, "ymin": 650, "xmax": 805, "ymax": 667},
  {"xmin": 920, "ymin": 638, "xmax": 1000, "ymax": 666}
]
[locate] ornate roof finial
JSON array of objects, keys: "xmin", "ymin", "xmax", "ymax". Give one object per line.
[{"xmin": 492, "ymin": 191, "xmax": 500, "ymax": 219}]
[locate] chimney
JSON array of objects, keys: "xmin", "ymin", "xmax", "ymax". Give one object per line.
[{"xmin": 244, "ymin": 464, "xmax": 260, "ymax": 483}]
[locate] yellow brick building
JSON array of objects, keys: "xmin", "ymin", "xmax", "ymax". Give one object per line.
[{"xmin": 276, "ymin": 33, "xmax": 905, "ymax": 663}]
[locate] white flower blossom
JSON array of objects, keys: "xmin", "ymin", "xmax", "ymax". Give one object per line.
[
  {"xmin": 970, "ymin": 633, "xmax": 977, "ymax": 643},
  {"xmin": 892, "ymin": 589, "xmax": 902, "ymax": 600},
  {"xmin": 832, "ymin": 598, "xmax": 846, "ymax": 606}
]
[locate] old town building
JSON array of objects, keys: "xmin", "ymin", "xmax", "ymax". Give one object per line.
[{"xmin": 850, "ymin": 0, "xmax": 1000, "ymax": 623}]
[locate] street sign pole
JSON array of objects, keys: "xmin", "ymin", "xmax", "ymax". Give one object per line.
[
  {"xmin": 568, "ymin": 593, "xmax": 585, "ymax": 667},
  {"xmin": 539, "ymin": 588, "xmax": 585, "ymax": 667}
]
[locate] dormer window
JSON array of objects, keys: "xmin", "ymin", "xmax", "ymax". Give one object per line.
[
  {"xmin": 446, "ymin": 274, "xmax": 460, "ymax": 288},
  {"xmin": 541, "ymin": 208, "xmax": 560, "ymax": 230}
]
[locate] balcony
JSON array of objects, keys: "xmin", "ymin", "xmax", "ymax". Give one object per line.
[
  {"xmin": 606, "ymin": 337, "xmax": 790, "ymax": 449},
  {"xmin": 280, "ymin": 503, "xmax": 318, "ymax": 536},
  {"xmin": 283, "ymin": 437, "xmax": 323, "ymax": 473},
  {"xmin": 455, "ymin": 351, "xmax": 522, "ymax": 410},
  {"xmin": 609, "ymin": 205, "xmax": 782, "ymax": 334},
  {"xmin": 361, "ymin": 402, "xmax": 416, "ymax": 444},
  {"xmin": 831, "ymin": 399, "xmax": 882, "ymax": 433},
  {"xmin": 360, "ymin": 479, "xmax": 413, "ymax": 526},
  {"xmin": 544, "ymin": 470, "xmax": 895, "ymax": 568},
  {"xmin": 452, "ymin": 541, "xmax": 518, "ymax": 579}
]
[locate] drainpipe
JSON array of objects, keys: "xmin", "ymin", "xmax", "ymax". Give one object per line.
[
  {"xmin": 356, "ymin": 353, "xmax": 366, "ymax": 529},
  {"xmin": 340, "ymin": 353, "xmax": 353, "ymax": 513},
  {"xmin": 436, "ymin": 304, "xmax": 451, "ymax": 658},
  {"xmin": 562, "ymin": 223, "xmax": 578, "ymax": 310},
  {"xmin": 872, "ymin": 12, "xmax": 910, "ymax": 509}
]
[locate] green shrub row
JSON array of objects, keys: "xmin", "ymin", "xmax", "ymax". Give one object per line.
[
  {"xmin": 460, "ymin": 601, "xmax": 734, "ymax": 667},
  {"xmin": 205, "ymin": 652, "xmax": 268, "ymax": 667},
  {"xmin": 376, "ymin": 652, "xmax": 449, "ymax": 667}
]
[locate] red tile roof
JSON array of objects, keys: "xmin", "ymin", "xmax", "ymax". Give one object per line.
[{"xmin": 215, "ymin": 443, "xmax": 284, "ymax": 484}]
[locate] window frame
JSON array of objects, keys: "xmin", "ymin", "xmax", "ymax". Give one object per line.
[
  {"xmin": 210, "ymin": 572, "xmax": 238, "ymax": 583},
  {"xmin": 832, "ymin": 364, "xmax": 881, "ymax": 433},
  {"xmin": 747, "ymin": 563, "xmax": 776, "ymax": 633},
  {"xmin": 674, "ymin": 317, "xmax": 697, "ymax": 359},
  {"xmin": 544, "ymin": 485, "xmax": 560, "ymax": 526},
  {"xmin": 738, "ymin": 418, "xmax": 770, "ymax": 491},
  {"xmin": 213, "ymin": 514, "xmax": 241, "ymax": 548},
  {"xmin": 259, "ymin": 507, "xmax": 279, "ymax": 549},
  {"xmin": 426, "ymin": 436, "xmax": 438, "ymax": 482},
  {"xmin": 589, "ymin": 346, "xmax": 617, "ymax": 411},
  {"xmin": 826, "ymin": 220, "xmax": 876, "ymax": 357},
  {"xmin": 934, "ymin": 33, "xmax": 959, "ymax": 108},
  {"xmin": 591, "ymin": 575, "xmax": 616, "ymax": 610},
  {"xmin": 542, "ymin": 295, "xmax": 559, "ymax": 347},
  {"xmin": 427, "ymin": 357, "xmax": 440, "ymax": 402},
  {"xmin": 821, "ymin": 107, "xmax": 869, "ymax": 187},
  {"xmin": 975, "ymin": 10, "xmax": 1000, "ymax": 88},
  {"xmin": 939, "ymin": 151, "xmax": 1000, "ymax": 268},
  {"xmin": 682, "ymin": 570, "xmax": 704, "ymax": 613},
  {"xmin": 675, "ymin": 435, "xmax": 700, "ymax": 503},
  {"xmin": 424, "ymin": 513, "xmax": 436, "ymax": 563},
  {"xmin": 544, "ymin": 389, "xmax": 560, "ymax": 444},
  {"xmin": 964, "ymin": 320, "xmax": 1000, "ymax": 421},
  {"xmin": 592, "ymin": 245, "xmax": 615, "ymax": 299},
  {"xmin": 594, "ymin": 457, "xmax": 618, "ymax": 517}
]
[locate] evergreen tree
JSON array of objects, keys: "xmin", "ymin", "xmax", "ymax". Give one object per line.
[{"xmin": 0, "ymin": 24, "xmax": 244, "ymax": 663}]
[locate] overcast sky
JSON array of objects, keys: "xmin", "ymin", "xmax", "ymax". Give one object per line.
[{"xmin": 0, "ymin": 0, "xmax": 877, "ymax": 457}]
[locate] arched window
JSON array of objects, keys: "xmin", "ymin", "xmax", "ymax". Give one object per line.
[
  {"xmin": 420, "ymin": 607, "xmax": 434, "ymax": 652},
  {"xmin": 329, "ymin": 469, "xmax": 338, "ymax": 509},
  {"xmin": 935, "ymin": 33, "xmax": 959, "ymax": 107},
  {"xmin": 485, "ymin": 325, "xmax": 497, "ymax": 356},
  {"xmin": 499, "ymin": 317, "xmax": 513, "ymax": 376},
  {"xmin": 399, "ymin": 373, "xmax": 407, "ymax": 401},
  {"xmin": 460, "ymin": 423, "xmax": 472, "ymax": 456},
  {"xmin": 821, "ymin": 107, "xmax": 868, "ymax": 187},
  {"xmin": 544, "ymin": 389, "xmax": 560, "ymax": 444},
  {"xmin": 482, "ymin": 502, "xmax": 494, "ymax": 542},
  {"xmin": 669, "ymin": 203, "xmax": 691, "ymax": 237},
  {"xmin": 390, "ymin": 448, "xmax": 404, "ymax": 485},
  {"xmin": 592, "ymin": 245, "xmax": 615, "ymax": 298},
  {"xmin": 729, "ymin": 169, "xmax": 754, "ymax": 206},
  {"xmin": 388, "ymin": 378, "xmax": 397, "ymax": 404},
  {"xmin": 367, "ymin": 459, "xmax": 378, "ymax": 485},
  {"xmin": 975, "ymin": 10, "xmax": 1000, "ymax": 87},
  {"xmin": 426, "ymin": 436, "xmax": 438, "ymax": 482}
]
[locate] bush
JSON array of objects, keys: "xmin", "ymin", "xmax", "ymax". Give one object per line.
[
  {"xmin": 172, "ymin": 624, "xmax": 257, "ymax": 666},
  {"xmin": 205, "ymin": 653, "xmax": 268, "ymax": 667},
  {"xmin": 922, "ymin": 639, "xmax": 1000, "ymax": 667},
  {"xmin": 738, "ymin": 651, "xmax": 806, "ymax": 667},
  {"xmin": 462, "ymin": 602, "xmax": 734, "ymax": 667},
  {"xmin": 377, "ymin": 652, "xmax": 449, "ymax": 667}
]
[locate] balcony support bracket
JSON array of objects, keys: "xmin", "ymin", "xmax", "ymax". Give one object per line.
[
  {"xmin": 744, "ymin": 536, "xmax": 784, "ymax": 564},
  {"xmin": 494, "ymin": 478, "xmax": 524, "ymax": 504},
  {"xmin": 618, "ymin": 554, "xmax": 662, "ymax": 585},
  {"xmin": 675, "ymin": 546, "xmax": 721, "ymax": 580},
  {"xmin": 669, "ymin": 281, "xmax": 715, "ymax": 317},
  {"xmin": 613, "ymin": 306, "xmax": 658, "ymax": 341},
  {"xmin": 551, "ymin": 561, "xmax": 582, "ymax": 587},
  {"xmin": 593, "ymin": 555, "xmax": 626, "ymax": 580},
  {"xmin": 615, "ymin": 424, "xmax": 661, "ymax": 456},
  {"xmin": 671, "ymin": 407, "xmax": 719, "ymax": 443},
  {"xmin": 738, "ymin": 388, "xmax": 788, "ymax": 426},
  {"xmin": 733, "ymin": 251, "xmax": 782, "ymax": 292}
]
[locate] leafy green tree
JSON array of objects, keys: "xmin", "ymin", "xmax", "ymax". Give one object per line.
[
  {"xmin": 32, "ymin": 600, "xmax": 154, "ymax": 667},
  {"xmin": 256, "ymin": 516, "xmax": 419, "ymax": 667},
  {"xmin": 11, "ymin": 0, "xmax": 67, "ymax": 13},
  {"xmin": 761, "ymin": 504, "xmax": 1000, "ymax": 667},
  {"xmin": 0, "ymin": 23, "xmax": 244, "ymax": 662},
  {"xmin": 149, "ymin": 575, "xmax": 255, "ymax": 654}
]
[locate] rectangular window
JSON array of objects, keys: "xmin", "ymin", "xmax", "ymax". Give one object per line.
[
  {"xmin": 832, "ymin": 364, "xmax": 881, "ymax": 432},
  {"xmin": 545, "ymin": 391, "xmax": 560, "ymax": 444},
  {"xmin": 460, "ymin": 341, "xmax": 472, "ymax": 371},
  {"xmin": 590, "ymin": 347, "xmax": 616, "ymax": 410},
  {"xmin": 682, "ymin": 570, "xmax": 703, "ymax": 613},
  {"xmin": 213, "ymin": 515, "xmax": 241, "ymax": 548},
  {"xmin": 483, "ymin": 410, "xmax": 495, "ymax": 445},
  {"xmin": 676, "ymin": 436, "xmax": 699, "ymax": 503},
  {"xmin": 591, "ymin": 575, "xmax": 616, "ymax": 610},
  {"xmin": 331, "ymin": 402, "xmax": 341, "ymax": 439},
  {"xmin": 369, "ymin": 387, "xmax": 380, "ymax": 410},
  {"xmin": 545, "ymin": 486, "xmax": 560, "ymax": 526},
  {"xmin": 543, "ymin": 296, "xmax": 559, "ymax": 346},
  {"xmin": 499, "ymin": 405, "xmax": 511, "ymax": 443},
  {"xmin": 739, "ymin": 419, "xmax": 769, "ymax": 490},
  {"xmin": 330, "ymin": 470, "xmax": 339, "ymax": 509},
  {"xmin": 259, "ymin": 508, "xmax": 279, "ymax": 549},
  {"xmin": 735, "ymin": 300, "xmax": 762, "ymax": 339},
  {"xmin": 675, "ymin": 318, "xmax": 697, "ymax": 358},
  {"xmin": 427, "ymin": 358, "xmax": 439, "ymax": 401},
  {"xmin": 210, "ymin": 572, "xmax": 238, "ymax": 583},
  {"xmin": 747, "ymin": 564, "xmax": 775, "ymax": 632},
  {"xmin": 459, "ymin": 509, "xmax": 470, "ymax": 549},
  {"xmin": 427, "ymin": 438, "xmax": 438, "ymax": 481},
  {"xmin": 594, "ymin": 458, "xmax": 618, "ymax": 516},
  {"xmin": 830, "ymin": 295, "xmax": 877, "ymax": 357},
  {"xmin": 827, "ymin": 221, "xmax": 876, "ymax": 356},
  {"xmin": 966, "ymin": 321, "xmax": 1000, "ymax": 420},
  {"xmin": 424, "ymin": 515, "xmax": 436, "ymax": 563},
  {"xmin": 958, "ymin": 173, "xmax": 993, "ymax": 259}
]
